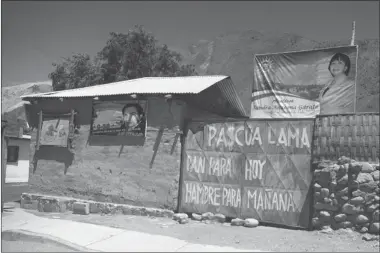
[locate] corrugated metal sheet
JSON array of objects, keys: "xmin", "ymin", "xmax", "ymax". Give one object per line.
[
  {"xmin": 21, "ymin": 76, "xmax": 229, "ymax": 99},
  {"xmin": 217, "ymin": 77, "xmax": 247, "ymax": 118}
]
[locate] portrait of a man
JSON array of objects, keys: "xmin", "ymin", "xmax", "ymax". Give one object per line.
[{"xmin": 120, "ymin": 103, "xmax": 146, "ymax": 135}]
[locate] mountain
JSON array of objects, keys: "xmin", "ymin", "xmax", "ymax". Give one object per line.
[
  {"xmin": 1, "ymin": 31, "xmax": 379, "ymax": 119},
  {"xmin": 187, "ymin": 30, "xmax": 379, "ymax": 113},
  {"xmin": 1, "ymin": 81, "xmax": 53, "ymax": 136}
]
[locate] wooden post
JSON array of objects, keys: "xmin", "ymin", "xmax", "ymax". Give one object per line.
[
  {"xmin": 176, "ymin": 119, "xmax": 187, "ymax": 213},
  {"xmin": 36, "ymin": 111, "xmax": 43, "ymax": 151},
  {"xmin": 350, "ymin": 21, "xmax": 356, "ymax": 46},
  {"xmin": 170, "ymin": 133, "xmax": 180, "ymax": 155},
  {"xmin": 149, "ymin": 126, "xmax": 164, "ymax": 169},
  {"xmin": 68, "ymin": 109, "xmax": 75, "ymax": 148},
  {"xmin": 176, "ymin": 102, "xmax": 188, "ymax": 213}
]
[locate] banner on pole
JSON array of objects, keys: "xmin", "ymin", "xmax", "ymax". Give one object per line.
[{"xmin": 252, "ymin": 46, "xmax": 358, "ymax": 118}]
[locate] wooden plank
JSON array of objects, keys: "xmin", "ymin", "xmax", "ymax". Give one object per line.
[
  {"xmin": 170, "ymin": 133, "xmax": 180, "ymax": 155},
  {"xmin": 36, "ymin": 111, "xmax": 42, "ymax": 151},
  {"xmin": 149, "ymin": 126, "xmax": 164, "ymax": 169}
]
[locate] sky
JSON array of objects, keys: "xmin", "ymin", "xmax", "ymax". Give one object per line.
[{"xmin": 1, "ymin": 1, "xmax": 379, "ymax": 86}]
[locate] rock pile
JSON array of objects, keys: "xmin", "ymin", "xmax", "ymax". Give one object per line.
[
  {"xmin": 312, "ymin": 157, "xmax": 379, "ymax": 235},
  {"xmin": 174, "ymin": 212, "xmax": 259, "ymax": 228}
]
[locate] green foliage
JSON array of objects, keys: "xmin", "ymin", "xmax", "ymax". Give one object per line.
[{"xmin": 49, "ymin": 25, "xmax": 197, "ymax": 91}]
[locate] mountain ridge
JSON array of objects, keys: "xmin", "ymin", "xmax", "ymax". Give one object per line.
[{"xmin": 1, "ymin": 30, "xmax": 379, "ymax": 117}]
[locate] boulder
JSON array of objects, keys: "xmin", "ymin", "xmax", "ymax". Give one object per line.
[
  {"xmin": 336, "ymin": 221, "xmax": 353, "ymax": 229},
  {"xmin": 334, "ymin": 214, "xmax": 347, "ymax": 223},
  {"xmin": 173, "ymin": 213, "xmax": 188, "ymax": 221},
  {"xmin": 179, "ymin": 217, "xmax": 189, "ymax": 224},
  {"xmin": 352, "ymin": 190, "xmax": 366, "ymax": 197},
  {"xmin": 323, "ymin": 197, "xmax": 332, "ymax": 204},
  {"xmin": 336, "ymin": 187, "xmax": 348, "ymax": 197},
  {"xmin": 312, "ymin": 217, "xmax": 321, "ymax": 228},
  {"xmin": 355, "ymin": 214, "xmax": 370, "ymax": 224},
  {"xmin": 357, "ymin": 173, "xmax": 374, "ymax": 184},
  {"xmin": 373, "ymin": 210, "xmax": 380, "ymax": 222},
  {"xmin": 372, "ymin": 171, "xmax": 380, "ymax": 181},
  {"xmin": 314, "ymin": 169, "xmax": 322, "ymax": 177},
  {"xmin": 231, "ymin": 218, "xmax": 245, "ymax": 226},
  {"xmin": 362, "ymin": 234, "xmax": 378, "ymax": 241},
  {"xmin": 329, "ymin": 181, "xmax": 337, "ymax": 192},
  {"xmin": 320, "ymin": 226, "xmax": 333, "ymax": 234},
  {"xmin": 314, "ymin": 192, "xmax": 321, "ymax": 200},
  {"xmin": 342, "ymin": 203, "xmax": 363, "ymax": 215},
  {"xmin": 319, "ymin": 211, "xmax": 331, "ymax": 220},
  {"xmin": 314, "ymin": 202, "xmax": 338, "ymax": 212},
  {"xmin": 314, "ymin": 183, "xmax": 322, "ymax": 192},
  {"xmin": 359, "ymin": 227, "xmax": 369, "ymax": 234},
  {"xmin": 321, "ymin": 188, "xmax": 330, "ymax": 198},
  {"xmin": 369, "ymin": 222, "xmax": 380, "ymax": 234},
  {"xmin": 338, "ymin": 157, "xmax": 351, "ymax": 165},
  {"xmin": 73, "ymin": 202, "xmax": 90, "ymax": 215},
  {"xmin": 202, "ymin": 220, "xmax": 214, "ymax": 224},
  {"xmin": 359, "ymin": 182, "xmax": 378, "ymax": 193},
  {"xmin": 337, "ymin": 174, "xmax": 348, "ymax": 185},
  {"xmin": 201, "ymin": 212, "xmax": 214, "ymax": 220},
  {"xmin": 318, "ymin": 160, "xmax": 332, "ymax": 169},
  {"xmin": 211, "ymin": 213, "xmax": 226, "ymax": 223},
  {"xmin": 340, "ymin": 196, "xmax": 349, "ymax": 201},
  {"xmin": 244, "ymin": 218, "xmax": 259, "ymax": 228},
  {"xmin": 350, "ymin": 162, "xmax": 363, "ymax": 174},
  {"xmin": 362, "ymin": 222, "xmax": 370, "ymax": 228},
  {"xmin": 367, "ymin": 203, "xmax": 379, "ymax": 213},
  {"xmin": 349, "ymin": 196, "xmax": 365, "ymax": 205},
  {"xmin": 191, "ymin": 213, "xmax": 202, "ymax": 221},
  {"xmin": 361, "ymin": 162, "xmax": 376, "ymax": 173}
]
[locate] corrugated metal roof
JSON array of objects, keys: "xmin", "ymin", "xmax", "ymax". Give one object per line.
[{"xmin": 21, "ymin": 75, "xmax": 229, "ymax": 99}]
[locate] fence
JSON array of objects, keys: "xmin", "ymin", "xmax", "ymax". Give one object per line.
[{"xmin": 313, "ymin": 113, "xmax": 379, "ymax": 163}]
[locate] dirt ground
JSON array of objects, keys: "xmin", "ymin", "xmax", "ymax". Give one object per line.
[{"xmin": 27, "ymin": 210, "xmax": 379, "ymax": 252}]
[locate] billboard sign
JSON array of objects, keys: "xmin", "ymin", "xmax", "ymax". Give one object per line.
[
  {"xmin": 90, "ymin": 100, "xmax": 147, "ymax": 146},
  {"xmin": 252, "ymin": 46, "xmax": 358, "ymax": 118}
]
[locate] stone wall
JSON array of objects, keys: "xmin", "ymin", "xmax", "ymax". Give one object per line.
[{"xmin": 312, "ymin": 156, "xmax": 380, "ymax": 234}]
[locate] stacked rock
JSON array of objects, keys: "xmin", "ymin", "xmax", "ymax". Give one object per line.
[
  {"xmin": 348, "ymin": 162, "xmax": 380, "ymax": 234},
  {"xmin": 312, "ymin": 157, "xmax": 380, "ymax": 235},
  {"xmin": 312, "ymin": 159, "xmax": 341, "ymax": 229}
]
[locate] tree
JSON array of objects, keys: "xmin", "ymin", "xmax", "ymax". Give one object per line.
[
  {"xmin": 49, "ymin": 25, "xmax": 197, "ymax": 91},
  {"xmin": 49, "ymin": 54, "xmax": 103, "ymax": 91}
]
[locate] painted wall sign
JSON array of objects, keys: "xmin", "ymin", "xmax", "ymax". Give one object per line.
[
  {"xmin": 180, "ymin": 119, "xmax": 314, "ymax": 228},
  {"xmin": 252, "ymin": 46, "xmax": 358, "ymax": 118},
  {"xmin": 40, "ymin": 118, "xmax": 70, "ymax": 147},
  {"xmin": 90, "ymin": 100, "xmax": 147, "ymax": 146}
]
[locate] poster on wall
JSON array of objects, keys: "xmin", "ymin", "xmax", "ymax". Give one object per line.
[
  {"xmin": 90, "ymin": 100, "xmax": 147, "ymax": 146},
  {"xmin": 179, "ymin": 119, "xmax": 314, "ymax": 228},
  {"xmin": 39, "ymin": 118, "xmax": 70, "ymax": 147},
  {"xmin": 252, "ymin": 45, "xmax": 358, "ymax": 118}
]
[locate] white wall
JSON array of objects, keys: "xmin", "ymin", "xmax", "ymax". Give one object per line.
[{"xmin": 5, "ymin": 137, "xmax": 30, "ymax": 183}]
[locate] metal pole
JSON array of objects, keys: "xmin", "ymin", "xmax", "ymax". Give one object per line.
[{"xmin": 350, "ymin": 21, "xmax": 356, "ymax": 46}]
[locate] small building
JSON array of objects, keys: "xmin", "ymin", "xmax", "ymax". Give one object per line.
[
  {"xmin": 1, "ymin": 113, "xmax": 31, "ymax": 206},
  {"xmin": 19, "ymin": 75, "xmax": 247, "ymax": 210}
]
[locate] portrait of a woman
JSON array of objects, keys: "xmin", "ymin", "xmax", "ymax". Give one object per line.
[{"xmin": 319, "ymin": 52, "xmax": 356, "ymax": 115}]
